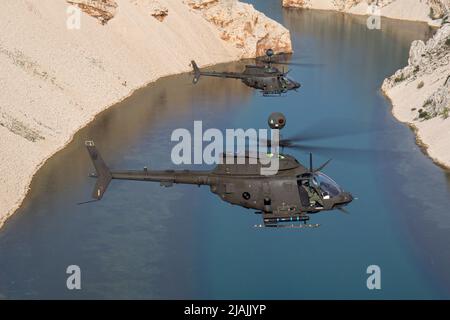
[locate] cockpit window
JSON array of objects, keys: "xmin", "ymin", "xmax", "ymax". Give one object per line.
[{"xmin": 312, "ymin": 172, "xmax": 342, "ymax": 198}]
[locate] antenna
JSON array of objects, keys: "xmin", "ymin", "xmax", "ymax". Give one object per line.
[{"xmin": 309, "ymin": 153, "xmax": 313, "ymax": 173}]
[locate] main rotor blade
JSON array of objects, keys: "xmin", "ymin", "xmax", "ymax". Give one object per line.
[
  {"xmin": 256, "ymin": 52, "xmax": 312, "ymax": 61},
  {"xmin": 255, "ymin": 59, "xmax": 323, "ymax": 68},
  {"xmin": 273, "ymin": 61, "xmax": 325, "ymax": 68},
  {"xmin": 273, "ymin": 117, "xmax": 401, "ymax": 147},
  {"xmin": 287, "ymin": 144, "xmax": 408, "ymax": 163},
  {"xmin": 285, "ymin": 118, "xmax": 386, "ymax": 143},
  {"xmin": 337, "ymin": 207, "xmax": 350, "ymax": 214},
  {"xmin": 256, "ymin": 52, "xmax": 321, "ymax": 68}
]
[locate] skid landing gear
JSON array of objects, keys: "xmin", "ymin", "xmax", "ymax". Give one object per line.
[
  {"xmin": 254, "ymin": 223, "xmax": 320, "ymax": 229},
  {"xmin": 255, "ymin": 214, "xmax": 319, "ymax": 228}
]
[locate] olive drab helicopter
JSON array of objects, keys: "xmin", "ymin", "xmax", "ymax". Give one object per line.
[
  {"xmin": 191, "ymin": 49, "xmax": 302, "ymax": 96},
  {"xmin": 84, "ymin": 113, "xmax": 353, "ymax": 228}
]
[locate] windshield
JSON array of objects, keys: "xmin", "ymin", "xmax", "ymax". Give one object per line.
[
  {"xmin": 311, "ymin": 172, "xmax": 342, "ymax": 198},
  {"xmin": 283, "ymin": 76, "xmax": 294, "ymax": 83}
]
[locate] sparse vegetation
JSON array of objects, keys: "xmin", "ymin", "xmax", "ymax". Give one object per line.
[
  {"xmin": 417, "ymin": 102, "xmax": 433, "ymax": 120},
  {"xmin": 442, "ymin": 107, "xmax": 449, "ymax": 119},
  {"xmin": 394, "ymin": 73, "xmax": 405, "ymax": 83},
  {"xmin": 418, "ymin": 109, "xmax": 431, "ymax": 120},
  {"xmin": 422, "ymin": 99, "xmax": 432, "ymax": 109}
]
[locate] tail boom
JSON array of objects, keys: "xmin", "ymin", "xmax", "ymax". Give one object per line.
[{"xmin": 86, "ymin": 141, "xmax": 212, "ymax": 200}]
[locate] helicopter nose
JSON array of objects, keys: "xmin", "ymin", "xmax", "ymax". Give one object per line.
[{"xmin": 340, "ymin": 192, "xmax": 353, "ymax": 204}]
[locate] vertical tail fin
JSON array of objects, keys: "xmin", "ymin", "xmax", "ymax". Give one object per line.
[
  {"xmin": 191, "ymin": 60, "xmax": 201, "ymax": 84},
  {"xmin": 85, "ymin": 141, "xmax": 112, "ymax": 200}
]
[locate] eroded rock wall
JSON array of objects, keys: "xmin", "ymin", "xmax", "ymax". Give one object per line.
[
  {"xmin": 185, "ymin": 0, "xmax": 292, "ymax": 57},
  {"xmin": 282, "ymin": 0, "xmax": 450, "ymax": 26},
  {"xmin": 382, "ymin": 24, "xmax": 450, "ymax": 167}
]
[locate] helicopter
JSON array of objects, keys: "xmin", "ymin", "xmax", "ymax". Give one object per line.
[
  {"xmin": 191, "ymin": 49, "xmax": 302, "ymax": 96},
  {"xmin": 84, "ymin": 113, "xmax": 353, "ymax": 228}
]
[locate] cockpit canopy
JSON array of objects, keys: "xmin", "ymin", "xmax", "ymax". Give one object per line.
[
  {"xmin": 280, "ymin": 76, "xmax": 301, "ymax": 90},
  {"xmin": 298, "ymin": 172, "xmax": 343, "ymax": 199},
  {"xmin": 311, "ymin": 172, "xmax": 342, "ymax": 198}
]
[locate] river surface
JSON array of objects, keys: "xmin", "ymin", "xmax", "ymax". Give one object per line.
[{"xmin": 1, "ymin": 3, "xmax": 449, "ymax": 299}]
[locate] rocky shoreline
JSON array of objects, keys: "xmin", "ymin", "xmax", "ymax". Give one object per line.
[
  {"xmin": 382, "ymin": 23, "xmax": 450, "ymax": 169},
  {"xmin": 282, "ymin": 0, "xmax": 449, "ymax": 26},
  {"xmin": 0, "ymin": 0, "xmax": 292, "ymax": 228}
]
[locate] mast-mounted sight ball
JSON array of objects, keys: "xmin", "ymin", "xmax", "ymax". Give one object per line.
[{"xmin": 268, "ymin": 112, "xmax": 286, "ymax": 130}]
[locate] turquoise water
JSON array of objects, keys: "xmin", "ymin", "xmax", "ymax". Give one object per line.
[{"xmin": 1, "ymin": 4, "xmax": 449, "ymax": 299}]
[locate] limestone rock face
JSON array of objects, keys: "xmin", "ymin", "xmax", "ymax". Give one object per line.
[
  {"xmin": 66, "ymin": 0, "xmax": 293, "ymax": 57},
  {"xmin": 67, "ymin": 0, "xmax": 118, "ymax": 24},
  {"xmin": 380, "ymin": 23, "xmax": 450, "ymax": 168},
  {"xmin": 383, "ymin": 24, "xmax": 450, "ymax": 120},
  {"xmin": 383, "ymin": 24, "xmax": 450, "ymax": 91},
  {"xmin": 429, "ymin": 0, "xmax": 450, "ymax": 19},
  {"xmin": 332, "ymin": 0, "xmax": 363, "ymax": 11},
  {"xmin": 282, "ymin": 0, "xmax": 364, "ymax": 10},
  {"xmin": 130, "ymin": 0, "xmax": 169, "ymax": 21},
  {"xmin": 187, "ymin": 0, "xmax": 219, "ymax": 9},
  {"xmin": 423, "ymin": 78, "xmax": 450, "ymax": 119},
  {"xmin": 150, "ymin": 5, "xmax": 169, "ymax": 21},
  {"xmin": 282, "ymin": 0, "xmax": 450, "ymax": 26},
  {"xmin": 282, "ymin": 0, "xmax": 309, "ymax": 8},
  {"xmin": 185, "ymin": 0, "xmax": 292, "ymax": 58}
]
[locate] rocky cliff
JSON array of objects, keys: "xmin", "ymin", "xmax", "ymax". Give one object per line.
[
  {"xmin": 382, "ymin": 23, "xmax": 450, "ymax": 168},
  {"xmin": 186, "ymin": 0, "xmax": 293, "ymax": 57},
  {"xmin": 0, "ymin": 0, "xmax": 292, "ymax": 228},
  {"xmin": 282, "ymin": 0, "xmax": 450, "ymax": 26}
]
